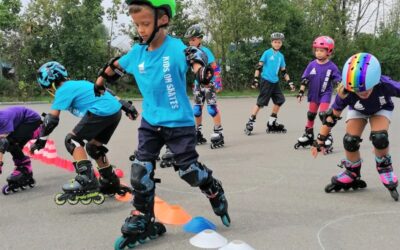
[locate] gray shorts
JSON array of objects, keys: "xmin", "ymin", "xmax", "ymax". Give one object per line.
[{"xmin": 346, "ymin": 109, "xmax": 393, "ymax": 122}]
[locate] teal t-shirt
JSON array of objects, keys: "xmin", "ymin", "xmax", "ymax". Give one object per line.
[
  {"xmin": 52, "ymin": 80, "xmax": 121, "ymax": 117},
  {"xmin": 260, "ymin": 48, "xmax": 286, "ymax": 83},
  {"xmin": 118, "ymin": 35, "xmax": 195, "ymax": 127},
  {"xmin": 200, "ymin": 46, "xmax": 215, "ymax": 65}
]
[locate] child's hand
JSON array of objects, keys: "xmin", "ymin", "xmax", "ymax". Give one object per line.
[
  {"xmin": 289, "ymin": 82, "xmax": 296, "ymax": 92},
  {"xmin": 297, "ymin": 90, "xmax": 304, "ymax": 103},
  {"xmin": 251, "ymin": 78, "xmax": 259, "ymax": 89},
  {"xmin": 30, "ymin": 139, "xmax": 47, "ymax": 154},
  {"xmin": 311, "ymin": 139, "xmax": 325, "ymax": 158},
  {"xmin": 94, "ymin": 84, "xmax": 106, "ymax": 97}
]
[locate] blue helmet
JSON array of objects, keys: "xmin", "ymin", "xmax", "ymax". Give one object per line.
[{"xmin": 37, "ymin": 61, "xmax": 68, "ymax": 89}]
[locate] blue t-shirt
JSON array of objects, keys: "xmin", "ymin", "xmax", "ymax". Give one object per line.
[
  {"xmin": 52, "ymin": 80, "xmax": 121, "ymax": 117},
  {"xmin": 118, "ymin": 35, "xmax": 195, "ymax": 127},
  {"xmin": 200, "ymin": 46, "xmax": 215, "ymax": 65},
  {"xmin": 260, "ymin": 48, "xmax": 286, "ymax": 83}
]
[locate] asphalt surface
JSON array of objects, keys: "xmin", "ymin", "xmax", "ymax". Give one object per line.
[{"xmin": 1, "ymin": 97, "xmax": 400, "ymax": 250}]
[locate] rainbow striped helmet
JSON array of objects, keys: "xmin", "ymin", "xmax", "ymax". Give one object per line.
[{"xmin": 341, "ymin": 53, "xmax": 381, "ymax": 93}]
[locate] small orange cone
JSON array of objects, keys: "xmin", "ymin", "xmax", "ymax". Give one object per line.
[{"xmin": 155, "ymin": 204, "xmax": 192, "ymax": 225}]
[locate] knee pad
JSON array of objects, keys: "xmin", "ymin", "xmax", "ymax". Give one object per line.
[
  {"xmin": 343, "ymin": 133, "xmax": 363, "ymax": 152},
  {"xmin": 179, "ymin": 162, "xmax": 212, "ymax": 187},
  {"xmin": 318, "ymin": 112, "xmax": 325, "ymax": 122},
  {"xmin": 307, "ymin": 111, "xmax": 317, "ymax": 121},
  {"xmin": 370, "ymin": 130, "xmax": 389, "ymax": 150},
  {"xmin": 207, "ymin": 105, "xmax": 218, "ymax": 117},
  {"xmin": 131, "ymin": 159, "xmax": 155, "ymax": 194},
  {"xmin": 85, "ymin": 143, "xmax": 109, "ymax": 161},
  {"xmin": 64, "ymin": 133, "xmax": 85, "ymax": 155},
  {"xmin": 193, "ymin": 105, "xmax": 202, "ymax": 117}
]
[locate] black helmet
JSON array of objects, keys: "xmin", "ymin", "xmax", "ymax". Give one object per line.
[{"xmin": 185, "ymin": 25, "xmax": 204, "ymax": 39}]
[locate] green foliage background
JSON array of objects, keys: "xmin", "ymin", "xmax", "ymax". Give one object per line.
[{"xmin": 1, "ymin": 0, "xmax": 400, "ymax": 100}]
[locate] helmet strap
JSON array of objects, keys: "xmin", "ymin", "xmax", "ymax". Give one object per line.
[{"xmin": 137, "ymin": 9, "xmax": 167, "ymax": 46}]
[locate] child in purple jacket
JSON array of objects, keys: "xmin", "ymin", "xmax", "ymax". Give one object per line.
[
  {"xmin": 295, "ymin": 36, "xmax": 341, "ymax": 153},
  {"xmin": 0, "ymin": 106, "xmax": 42, "ymax": 195}
]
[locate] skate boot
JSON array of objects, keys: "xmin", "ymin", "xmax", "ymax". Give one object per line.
[
  {"xmin": 266, "ymin": 115, "xmax": 287, "ymax": 133},
  {"xmin": 114, "ymin": 210, "xmax": 166, "ymax": 250},
  {"xmin": 160, "ymin": 147, "xmax": 175, "ymax": 168},
  {"xmin": 210, "ymin": 125, "xmax": 224, "ymax": 149},
  {"xmin": 324, "ymin": 133, "xmax": 334, "ymax": 154},
  {"xmin": 244, "ymin": 115, "xmax": 256, "ymax": 136},
  {"xmin": 294, "ymin": 128, "xmax": 314, "ymax": 149},
  {"xmin": 98, "ymin": 165, "xmax": 132, "ymax": 196},
  {"xmin": 2, "ymin": 157, "xmax": 36, "ymax": 195},
  {"xmin": 376, "ymin": 155, "xmax": 399, "ymax": 201},
  {"xmin": 54, "ymin": 160, "xmax": 105, "ymax": 205},
  {"xmin": 201, "ymin": 178, "xmax": 231, "ymax": 227},
  {"xmin": 196, "ymin": 124, "xmax": 207, "ymax": 145},
  {"xmin": 325, "ymin": 159, "xmax": 367, "ymax": 193}
]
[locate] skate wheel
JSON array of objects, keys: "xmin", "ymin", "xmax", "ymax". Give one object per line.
[
  {"xmin": 93, "ymin": 194, "xmax": 105, "ymax": 205},
  {"xmin": 114, "ymin": 236, "xmax": 128, "ymax": 250},
  {"xmin": 294, "ymin": 143, "xmax": 300, "ymax": 149},
  {"xmin": 138, "ymin": 239, "xmax": 146, "ymax": 244},
  {"xmin": 343, "ymin": 187, "xmax": 350, "ymax": 191},
  {"xmin": 390, "ymin": 189, "xmax": 399, "ymax": 201},
  {"xmin": 2, "ymin": 185, "xmax": 10, "ymax": 195},
  {"xmin": 80, "ymin": 198, "xmax": 92, "ymax": 205},
  {"xmin": 324, "ymin": 184, "xmax": 336, "ymax": 193},
  {"xmin": 129, "ymin": 155, "xmax": 136, "ymax": 161},
  {"xmin": 67, "ymin": 196, "xmax": 79, "ymax": 205},
  {"xmin": 54, "ymin": 193, "xmax": 67, "ymax": 205},
  {"xmin": 221, "ymin": 214, "xmax": 231, "ymax": 227},
  {"xmin": 29, "ymin": 179, "xmax": 36, "ymax": 188},
  {"xmin": 20, "ymin": 185, "xmax": 26, "ymax": 190},
  {"xmin": 210, "ymin": 144, "xmax": 215, "ymax": 149}
]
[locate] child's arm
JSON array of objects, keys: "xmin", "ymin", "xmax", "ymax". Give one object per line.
[
  {"xmin": 381, "ymin": 76, "xmax": 400, "ymax": 97},
  {"xmin": 30, "ymin": 110, "xmax": 60, "ymax": 153},
  {"xmin": 281, "ymin": 68, "xmax": 295, "ymax": 91},
  {"xmin": 252, "ymin": 62, "xmax": 263, "ymax": 89},
  {"xmin": 185, "ymin": 46, "xmax": 214, "ymax": 86},
  {"xmin": 297, "ymin": 78, "xmax": 309, "ymax": 103},
  {"xmin": 311, "ymin": 108, "xmax": 342, "ymax": 157},
  {"xmin": 95, "ymin": 57, "xmax": 126, "ymax": 96}
]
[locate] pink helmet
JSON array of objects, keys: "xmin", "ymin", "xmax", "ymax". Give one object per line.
[{"xmin": 313, "ymin": 36, "xmax": 335, "ymax": 55}]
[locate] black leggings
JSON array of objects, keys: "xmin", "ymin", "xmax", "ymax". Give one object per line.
[{"xmin": 7, "ymin": 121, "xmax": 41, "ymax": 160}]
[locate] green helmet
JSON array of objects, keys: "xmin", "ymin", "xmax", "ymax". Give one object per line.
[{"xmin": 126, "ymin": 0, "xmax": 176, "ymax": 18}]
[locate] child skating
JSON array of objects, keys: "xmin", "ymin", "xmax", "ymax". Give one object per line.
[
  {"xmin": 244, "ymin": 32, "xmax": 295, "ymax": 135},
  {"xmin": 294, "ymin": 36, "xmax": 341, "ymax": 153},
  {"xmin": 312, "ymin": 53, "xmax": 400, "ymax": 201},
  {"xmin": 95, "ymin": 1, "xmax": 230, "ymax": 249},
  {"xmin": 185, "ymin": 24, "xmax": 224, "ymax": 149},
  {"xmin": 31, "ymin": 61, "xmax": 136, "ymax": 205},
  {"xmin": 0, "ymin": 106, "xmax": 42, "ymax": 195}
]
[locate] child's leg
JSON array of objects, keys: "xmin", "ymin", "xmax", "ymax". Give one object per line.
[
  {"xmin": 119, "ymin": 119, "xmax": 165, "ymax": 245},
  {"xmin": 267, "ymin": 84, "xmax": 286, "ymax": 132},
  {"xmin": 164, "ymin": 126, "xmax": 230, "ymax": 226},
  {"xmin": 305, "ymin": 102, "xmax": 319, "ymax": 129},
  {"xmin": 318, "ymin": 102, "xmax": 333, "ymax": 151},
  {"xmin": 370, "ymin": 114, "xmax": 398, "ymax": 200},
  {"xmin": 325, "ymin": 118, "xmax": 367, "ymax": 193}
]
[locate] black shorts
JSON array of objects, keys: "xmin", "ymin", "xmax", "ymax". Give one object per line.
[
  {"xmin": 256, "ymin": 79, "xmax": 286, "ymax": 107},
  {"xmin": 135, "ymin": 118, "xmax": 198, "ymax": 168},
  {"xmin": 73, "ymin": 111, "xmax": 122, "ymax": 144},
  {"xmin": 8, "ymin": 120, "xmax": 42, "ymax": 147}
]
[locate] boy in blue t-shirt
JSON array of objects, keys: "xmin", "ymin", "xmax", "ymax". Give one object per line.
[
  {"xmin": 30, "ymin": 61, "xmax": 136, "ymax": 205},
  {"xmin": 95, "ymin": 0, "xmax": 230, "ymax": 246},
  {"xmin": 184, "ymin": 24, "xmax": 224, "ymax": 149},
  {"xmin": 244, "ymin": 32, "xmax": 295, "ymax": 135}
]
